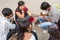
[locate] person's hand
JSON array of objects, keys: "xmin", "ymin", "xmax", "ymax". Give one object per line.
[
  {"xmin": 10, "ymin": 18, "xmax": 15, "ymax": 23},
  {"xmin": 48, "ymin": 19, "xmax": 52, "ymax": 22},
  {"xmin": 22, "ymin": 10, "xmax": 24, "ymax": 13}
]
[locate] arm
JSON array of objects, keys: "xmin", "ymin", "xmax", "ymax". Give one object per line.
[
  {"xmin": 5, "ymin": 20, "xmax": 16, "ymax": 29},
  {"xmin": 40, "ymin": 12, "xmax": 52, "ymax": 22},
  {"xmin": 16, "ymin": 10, "xmax": 25, "ymax": 19},
  {"xmin": 27, "ymin": 10, "xmax": 32, "ymax": 16},
  {"xmin": 39, "ymin": 12, "xmax": 46, "ymax": 18}
]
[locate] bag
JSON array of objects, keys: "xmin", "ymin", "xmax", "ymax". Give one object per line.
[{"xmin": 28, "ymin": 17, "xmax": 35, "ymax": 23}]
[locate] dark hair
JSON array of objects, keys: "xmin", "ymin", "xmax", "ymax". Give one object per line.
[
  {"xmin": 40, "ymin": 2, "xmax": 51, "ymax": 10},
  {"xmin": 57, "ymin": 18, "xmax": 60, "ymax": 31},
  {"xmin": 17, "ymin": 21, "xmax": 30, "ymax": 40},
  {"xmin": 18, "ymin": 1, "xmax": 25, "ymax": 7},
  {"xmin": 2, "ymin": 8, "xmax": 13, "ymax": 17},
  {"xmin": 48, "ymin": 28, "xmax": 60, "ymax": 39}
]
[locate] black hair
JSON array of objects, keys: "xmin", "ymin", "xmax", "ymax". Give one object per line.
[
  {"xmin": 57, "ymin": 18, "xmax": 60, "ymax": 31},
  {"xmin": 18, "ymin": 1, "xmax": 25, "ymax": 7},
  {"xmin": 40, "ymin": 2, "xmax": 51, "ymax": 10},
  {"xmin": 2, "ymin": 8, "xmax": 13, "ymax": 17},
  {"xmin": 48, "ymin": 28, "xmax": 60, "ymax": 39},
  {"xmin": 17, "ymin": 21, "xmax": 31, "ymax": 40}
]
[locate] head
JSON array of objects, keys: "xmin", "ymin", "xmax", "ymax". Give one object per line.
[
  {"xmin": 19, "ymin": 21, "xmax": 32, "ymax": 32},
  {"xmin": 17, "ymin": 21, "xmax": 32, "ymax": 40},
  {"xmin": 18, "ymin": 1, "xmax": 25, "ymax": 10},
  {"xmin": 57, "ymin": 18, "xmax": 60, "ymax": 31},
  {"xmin": 48, "ymin": 28, "xmax": 60, "ymax": 38},
  {"xmin": 2, "ymin": 8, "xmax": 13, "ymax": 19},
  {"xmin": 40, "ymin": 2, "xmax": 51, "ymax": 11}
]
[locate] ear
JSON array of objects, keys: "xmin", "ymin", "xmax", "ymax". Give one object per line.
[
  {"xmin": 19, "ymin": 6, "xmax": 22, "ymax": 10},
  {"xmin": 6, "ymin": 16, "xmax": 10, "ymax": 19}
]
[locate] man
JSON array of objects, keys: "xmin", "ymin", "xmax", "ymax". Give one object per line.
[
  {"xmin": 0, "ymin": 8, "xmax": 16, "ymax": 40},
  {"xmin": 40, "ymin": 2, "xmax": 60, "ymax": 22}
]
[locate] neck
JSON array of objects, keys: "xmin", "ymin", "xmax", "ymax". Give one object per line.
[{"xmin": 5, "ymin": 16, "xmax": 9, "ymax": 19}]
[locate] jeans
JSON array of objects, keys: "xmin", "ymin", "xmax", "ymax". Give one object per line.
[
  {"xmin": 6, "ymin": 24, "xmax": 19, "ymax": 40},
  {"xmin": 38, "ymin": 18, "xmax": 47, "ymax": 23},
  {"xmin": 39, "ymin": 22, "xmax": 55, "ymax": 30}
]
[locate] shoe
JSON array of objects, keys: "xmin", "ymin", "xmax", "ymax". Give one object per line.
[{"xmin": 43, "ymin": 30, "xmax": 47, "ymax": 33}]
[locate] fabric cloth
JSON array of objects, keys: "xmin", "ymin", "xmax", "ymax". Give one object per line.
[
  {"xmin": 29, "ymin": 34, "xmax": 36, "ymax": 40},
  {"xmin": 31, "ymin": 31, "xmax": 38, "ymax": 40}
]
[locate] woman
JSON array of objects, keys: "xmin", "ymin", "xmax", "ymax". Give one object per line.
[
  {"xmin": 17, "ymin": 22, "xmax": 36, "ymax": 40},
  {"xmin": 15, "ymin": 1, "xmax": 34, "ymax": 24},
  {"xmin": 57, "ymin": 18, "xmax": 60, "ymax": 31},
  {"xmin": 48, "ymin": 18, "xmax": 60, "ymax": 40},
  {"xmin": 9, "ymin": 21, "xmax": 38, "ymax": 40},
  {"xmin": 16, "ymin": 21, "xmax": 37, "ymax": 40},
  {"xmin": 48, "ymin": 28, "xmax": 60, "ymax": 40}
]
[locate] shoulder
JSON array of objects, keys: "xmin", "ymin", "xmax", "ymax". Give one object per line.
[
  {"xmin": 15, "ymin": 8, "xmax": 20, "ymax": 12},
  {"xmin": 24, "ymin": 32, "xmax": 32, "ymax": 38},
  {"xmin": 24, "ymin": 32, "xmax": 32, "ymax": 40},
  {"xmin": 51, "ymin": 6, "xmax": 59, "ymax": 12},
  {"xmin": 0, "ymin": 16, "xmax": 7, "ymax": 23},
  {"xmin": 24, "ymin": 32, "xmax": 36, "ymax": 40}
]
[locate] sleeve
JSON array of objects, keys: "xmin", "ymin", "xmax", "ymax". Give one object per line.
[
  {"xmin": 5, "ymin": 21, "xmax": 16, "ymax": 29},
  {"xmin": 15, "ymin": 9, "xmax": 20, "ymax": 12},
  {"xmin": 0, "ymin": 28, "xmax": 3, "ymax": 40},
  {"xmin": 0, "ymin": 24, "xmax": 4, "ymax": 40}
]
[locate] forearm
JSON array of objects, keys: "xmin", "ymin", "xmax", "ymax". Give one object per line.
[
  {"xmin": 21, "ymin": 12, "xmax": 25, "ymax": 18},
  {"xmin": 16, "ymin": 12, "xmax": 25, "ymax": 19},
  {"xmin": 6, "ymin": 21, "xmax": 16, "ymax": 29},
  {"xmin": 27, "ymin": 10, "xmax": 32, "ymax": 16}
]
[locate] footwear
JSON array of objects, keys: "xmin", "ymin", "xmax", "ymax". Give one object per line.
[{"xmin": 43, "ymin": 30, "xmax": 48, "ymax": 33}]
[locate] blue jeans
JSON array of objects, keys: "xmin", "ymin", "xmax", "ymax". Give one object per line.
[
  {"xmin": 39, "ymin": 22, "xmax": 55, "ymax": 30},
  {"xmin": 38, "ymin": 18, "xmax": 47, "ymax": 23}
]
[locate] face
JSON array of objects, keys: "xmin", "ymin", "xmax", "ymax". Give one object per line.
[
  {"xmin": 19, "ymin": 4, "xmax": 25, "ymax": 10},
  {"xmin": 47, "ymin": 7, "xmax": 51, "ymax": 11},
  {"xmin": 8, "ymin": 13, "xmax": 13, "ymax": 19},
  {"xmin": 27, "ymin": 25, "xmax": 33, "ymax": 32}
]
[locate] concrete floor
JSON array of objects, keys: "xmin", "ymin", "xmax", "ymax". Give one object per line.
[{"xmin": 33, "ymin": 24, "xmax": 49, "ymax": 40}]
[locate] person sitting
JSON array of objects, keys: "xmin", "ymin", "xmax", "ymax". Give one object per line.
[
  {"xmin": 38, "ymin": 2, "xmax": 56, "ymax": 30},
  {"xmin": 16, "ymin": 21, "xmax": 38, "ymax": 40},
  {"xmin": 15, "ymin": 1, "xmax": 34, "ymax": 24},
  {"xmin": 0, "ymin": 8, "xmax": 16, "ymax": 40},
  {"xmin": 40, "ymin": 2, "xmax": 60, "ymax": 23}
]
